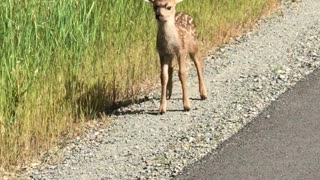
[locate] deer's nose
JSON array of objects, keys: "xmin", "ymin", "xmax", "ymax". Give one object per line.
[{"xmin": 156, "ymin": 14, "xmax": 162, "ymax": 20}]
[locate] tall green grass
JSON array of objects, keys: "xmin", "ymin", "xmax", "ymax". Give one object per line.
[{"xmin": 0, "ymin": 0, "xmax": 278, "ymax": 170}]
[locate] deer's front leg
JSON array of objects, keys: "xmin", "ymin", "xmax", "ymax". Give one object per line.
[
  {"xmin": 167, "ymin": 62, "xmax": 174, "ymax": 100},
  {"xmin": 159, "ymin": 55, "xmax": 170, "ymax": 114},
  {"xmin": 178, "ymin": 54, "xmax": 191, "ymax": 111}
]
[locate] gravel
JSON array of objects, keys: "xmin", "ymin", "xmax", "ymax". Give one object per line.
[{"xmin": 28, "ymin": 0, "xmax": 320, "ymax": 179}]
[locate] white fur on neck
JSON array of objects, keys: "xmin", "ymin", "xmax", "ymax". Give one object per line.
[{"xmin": 157, "ymin": 18, "xmax": 180, "ymax": 54}]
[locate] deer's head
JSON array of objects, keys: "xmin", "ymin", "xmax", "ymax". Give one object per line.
[{"xmin": 145, "ymin": 0, "xmax": 184, "ymax": 23}]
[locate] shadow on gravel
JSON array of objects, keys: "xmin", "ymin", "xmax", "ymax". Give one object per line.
[
  {"xmin": 107, "ymin": 97, "xmax": 150, "ymax": 115},
  {"xmin": 190, "ymin": 98, "xmax": 203, "ymax": 101},
  {"xmin": 166, "ymin": 109, "xmax": 185, "ymax": 112},
  {"xmin": 110, "ymin": 96, "xmax": 201, "ymax": 116},
  {"xmin": 144, "ymin": 109, "xmax": 186, "ymax": 115},
  {"xmin": 167, "ymin": 97, "xmax": 203, "ymax": 101},
  {"xmin": 146, "ymin": 111, "xmax": 161, "ymax": 115},
  {"xmin": 112, "ymin": 109, "xmax": 146, "ymax": 116},
  {"xmin": 147, "ymin": 109, "xmax": 185, "ymax": 115}
]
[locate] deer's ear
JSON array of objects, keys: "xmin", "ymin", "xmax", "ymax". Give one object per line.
[
  {"xmin": 175, "ymin": 0, "xmax": 183, "ymax": 3},
  {"xmin": 144, "ymin": 0, "xmax": 154, "ymax": 3}
]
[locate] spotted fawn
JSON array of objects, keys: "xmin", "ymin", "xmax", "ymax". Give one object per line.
[{"xmin": 145, "ymin": 0, "xmax": 207, "ymax": 113}]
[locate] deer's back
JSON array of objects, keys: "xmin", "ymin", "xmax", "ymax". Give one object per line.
[
  {"xmin": 175, "ymin": 13, "xmax": 196, "ymax": 40},
  {"xmin": 175, "ymin": 12, "xmax": 197, "ymax": 51}
]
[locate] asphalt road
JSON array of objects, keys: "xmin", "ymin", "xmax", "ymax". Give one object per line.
[{"xmin": 177, "ymin": 69, "xmax": 320, "ymax": 180}]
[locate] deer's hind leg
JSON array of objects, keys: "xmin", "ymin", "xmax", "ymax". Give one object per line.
[{"xmin": 190, "ymin": 45, "xmax": 207, "ymax": 100}]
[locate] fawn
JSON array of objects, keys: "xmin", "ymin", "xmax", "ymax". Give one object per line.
[{"xmin": 145, "ymin": 0, "xmax": 207, "ymax": 113}]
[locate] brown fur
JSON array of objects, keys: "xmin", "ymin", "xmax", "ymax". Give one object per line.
[{"xmin": 146, "ymin": 0, "xmax": 207, "ymax": 113}]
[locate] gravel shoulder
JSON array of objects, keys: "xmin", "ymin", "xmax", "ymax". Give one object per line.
[{"xmin": 29, "ymin": 0, "xmax": 320, "ymax": 179}]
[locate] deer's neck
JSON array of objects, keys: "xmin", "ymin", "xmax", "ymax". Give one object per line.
[
  {"xmin": 158, "ymin": 19, "xmax": 178, "ymax": 40},
  {"xmin": 157, "ymin": 20, "xmax": 180, "ymax": 54}
]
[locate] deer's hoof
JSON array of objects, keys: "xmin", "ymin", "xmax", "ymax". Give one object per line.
[
  {"xmin": 159, "ymin": 110, "xmax": 166, "ymax": 114},
  {"xmin": 200, "ymin": 94, "xmax": 207, "ymax": 100},
  {"xmin": 183, "ymin": 99, "xmax": 191, "ymax": 111},
  {"xmin": 159, "ymin": 105, "xmax": 167, "ymax": 114},
  {"xmin": 167, "ymin": 90, "xmax": 172, "ymax": 100},
  {"xmin": 183, "ymin": 105, "xmax": 191, "ymax": 111},
  {"xmin": 200, "ymin": 88, "xmax": 207, "ymax": 100},
  {"xmin": 184, "ymin": 107, "xmax": 191, "ymax": 111}
]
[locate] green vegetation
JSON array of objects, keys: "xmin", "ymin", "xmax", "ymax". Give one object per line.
[{"xmin": 0, "ymin": 0, "xmax": 278, "ymax": 170}]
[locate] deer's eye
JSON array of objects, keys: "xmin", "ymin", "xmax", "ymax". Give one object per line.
[{"xmin": 166, "ymin": 6, "xmax": 172, "ymax": 10}]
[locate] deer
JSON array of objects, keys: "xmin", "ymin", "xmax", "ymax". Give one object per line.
[{"xmin": 145, "ymin": 0, "xmax": 207, "ymax": 114}]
